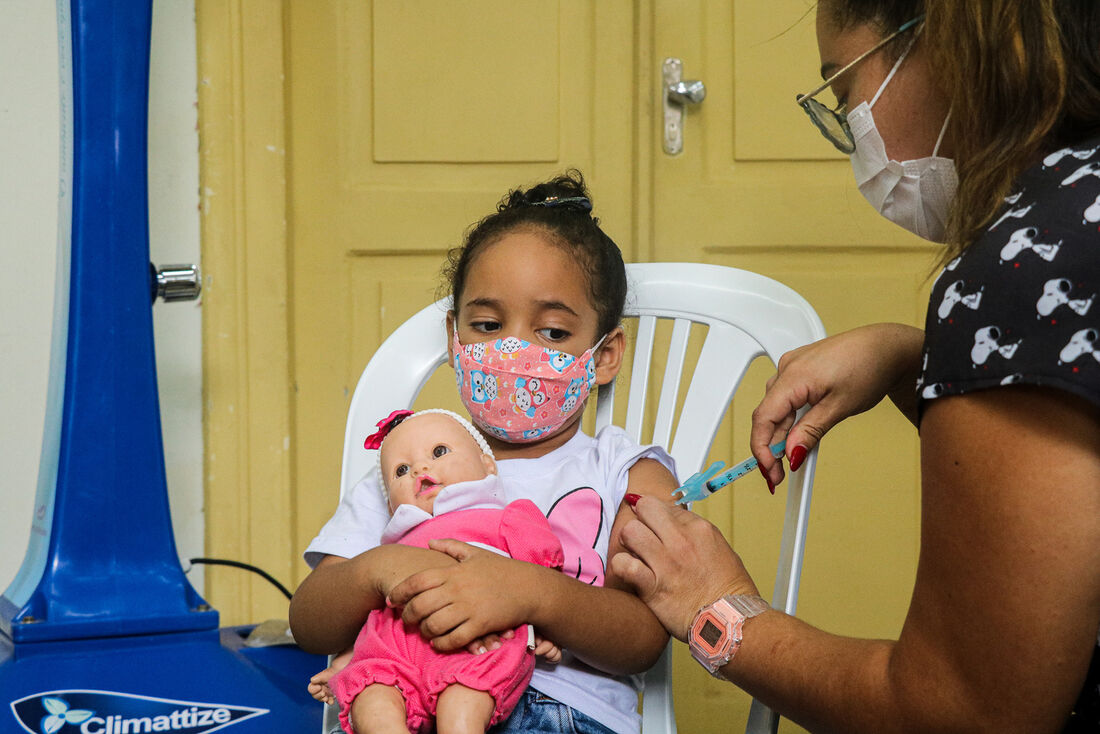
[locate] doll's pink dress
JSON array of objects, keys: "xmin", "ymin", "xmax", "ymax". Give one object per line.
[{"xmin": 330, "ymin": 479, "xmax": 563, "ymax": 734}]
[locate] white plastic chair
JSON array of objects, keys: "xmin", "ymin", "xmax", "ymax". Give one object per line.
[{"xmin": 325, "ymin": 263, "xmax": 826, "ymax": 734}]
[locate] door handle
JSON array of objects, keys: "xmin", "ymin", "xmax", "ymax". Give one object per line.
[
  {"xmin": 662, "ymin": 58, "xmax": 706, "ymax": 155},
  {"xmin": 668, "ymin": 80, "xmax": 706, "ymax": 106}
]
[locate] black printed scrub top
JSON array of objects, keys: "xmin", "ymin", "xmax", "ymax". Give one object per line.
[{"xmin": 918, "ymin": 134, "xmax": 1100, "ymax": 731}]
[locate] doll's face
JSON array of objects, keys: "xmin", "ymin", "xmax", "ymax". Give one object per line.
[{"xmin": 380, "ymin": 413, "xmax": 496, "ymax": 514}]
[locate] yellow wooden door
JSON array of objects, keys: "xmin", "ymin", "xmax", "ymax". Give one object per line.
[
  {"xmin": 196, "ymin": 0, "xmax": 644, "ymax": 621},
  {"xmin": 647, "ymin": 2, "xmax": 936, "ymax": 731}
]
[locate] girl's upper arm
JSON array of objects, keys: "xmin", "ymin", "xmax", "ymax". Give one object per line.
[
  {"xmin": 605, "ymin": 457, "xmax": 680, "ymax": 593},
  {"xmin": 892, "ymin": 387, "xmax": 1100, "ymax": 730}
]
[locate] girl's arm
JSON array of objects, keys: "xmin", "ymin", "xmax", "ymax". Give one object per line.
[
  {"xmin": 616, "ymin": 387, "xmax": 1100, "ymax": 733},
  {"xmin": 289, "ymin": 544, "xmax": 458, "ymax": 654},
  {"xmin": 387, "ymin": 457, "xmax": 678, "ymax": 675}
]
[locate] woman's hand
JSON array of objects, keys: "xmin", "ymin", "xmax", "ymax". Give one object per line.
[
  {"xmin": 752, "ymin": 323, "xmax": 925, "ymax": 488},
  {"xmin": 387, "ymin": 539, "xmax": 540, "ymax": 652},
  {"xmin": 610, "ymin": 496, "xmax": 759, "ymax": 641}
]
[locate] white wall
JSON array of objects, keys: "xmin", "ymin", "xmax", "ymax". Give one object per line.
[{"xmin": 0, "ymin": 3, "xmax": 204, "ymax": 595}]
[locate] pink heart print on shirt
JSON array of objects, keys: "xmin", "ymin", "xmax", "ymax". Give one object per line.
[{"xmin": 545, "ymin": 487, "xmax": 605, "ymax": 586}]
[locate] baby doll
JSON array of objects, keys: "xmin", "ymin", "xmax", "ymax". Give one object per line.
[{"xmin": 309, "ymin": 409, "xmax": 564, "ymax": 734}]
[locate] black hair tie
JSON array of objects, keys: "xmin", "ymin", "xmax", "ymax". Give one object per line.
[{"xmin": 529, "ymin": 195, "xmax": 593, "ymax": 212}]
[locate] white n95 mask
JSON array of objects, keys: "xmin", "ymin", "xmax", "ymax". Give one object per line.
[{"xmin": 847, "ymin": 35, "xmax": 957, "ymax": 243}]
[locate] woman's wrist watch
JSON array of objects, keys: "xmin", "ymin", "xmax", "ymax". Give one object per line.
[{"xmin": 687, "ymin": 594, "xmax": 770, "ymax": 677}]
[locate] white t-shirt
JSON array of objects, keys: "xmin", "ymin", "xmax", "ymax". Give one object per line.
[{"xmin": 304, "ymin": 425, "xmax": 675, "ymax": 734}]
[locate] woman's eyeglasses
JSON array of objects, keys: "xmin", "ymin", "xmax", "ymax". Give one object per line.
[{"xmin": 795, "ymin": 16, "xmax": 923, "ymax": 154}]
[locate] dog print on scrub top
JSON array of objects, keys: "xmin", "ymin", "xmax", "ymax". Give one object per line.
[
  {"xmin": 970, "ymin": 326, "xmax": 1021, "ymax": 367},
  {"xmin": 1059, "ymin": 329, "xmax": 1100, "ymax": 365},
  {"xmin": 1086, "ymin": 194, "xmax": 1100, "ymax": 225},
  {"xmin": 919, "ymin": 133, "xmax": 1100, "ymax": 406},
  {"xmin": 998, "ymin": 226, "xmax": 1062, "ymax": 264},
  {"xmin": 937, "ymin": 280, "xmax": 984, "ymax": 321},
  {"xmin": 1042, "ymin": 143, "xmax": 1100, "ymax": 169},
  {"xmin": 987, "ymin": 192, "xmax": 1035, "ymax": 231},
  {"xmin": 1036, "ymin": 279, "xmax": 1094, "ymax": 319}
]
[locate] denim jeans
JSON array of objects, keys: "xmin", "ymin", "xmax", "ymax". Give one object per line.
[{"xmin": 489, "ymin": 688, "xmax": 618, "ymax": 734}]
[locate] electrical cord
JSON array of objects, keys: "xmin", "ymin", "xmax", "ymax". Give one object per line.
[{"xmin": 187, "ymin": 557, "xmax": 293, "ymax": 600}]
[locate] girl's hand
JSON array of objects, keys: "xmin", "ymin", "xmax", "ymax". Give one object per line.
[
  {"xmin": 610, "ymin": 496, "xmax": 758, "ymax": 641},
  {"xmin": 388, "ymin": 539, "xmax": 539, "ymax": 652},
  {"xmin": 532, "ymin": 634, "xmax": 562, "ymax": 664},
  {"xmin": 751, "ymin": 323, "xmax": 925, "ymax": 488}
]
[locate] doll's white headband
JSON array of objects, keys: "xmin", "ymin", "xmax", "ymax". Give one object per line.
[{"xmin": 365, "ymin": 408, "xmax": 494, "ymax": 501}]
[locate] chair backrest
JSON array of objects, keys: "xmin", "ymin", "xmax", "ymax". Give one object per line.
[{"xmin": 333, "ymin": 263, "xmax": 825, "ymax": 734}]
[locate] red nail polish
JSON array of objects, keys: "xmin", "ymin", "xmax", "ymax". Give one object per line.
[
  {"xmin": 758, "ymin": 467, "xmax": 775, "ymax": 495},
  {"xmin": 624, "ymin": 493, "xmax": 641, "ymax": 507},
  {"xmin": 789, "ymin": 445, "xmax": 808, "ymax": 473}
]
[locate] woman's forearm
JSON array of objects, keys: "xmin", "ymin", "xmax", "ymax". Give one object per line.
[
  {"xmin": 880, "ymin": 323, "xmax": 925, "ymax": 426},
  {"xmin": 723, "ymin": 612, "xmax": 914, "ymax": 734},
  {"xmin": 723, "ymin": 609, "xmax": 1050, "ymax": 734},
  {"xmin": 289, "ymin": 545, "xmax": 457, "ymax": 654}
]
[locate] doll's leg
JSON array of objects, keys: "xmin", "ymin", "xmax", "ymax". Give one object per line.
[
  {"xmin": 350, "ymin": 684, "xmax": 411, "ymax": 734},
  {"xmin": 435, "ymin": 684, "xmax": 496, "ymax": 734}
]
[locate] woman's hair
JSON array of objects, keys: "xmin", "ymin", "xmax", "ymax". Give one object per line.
[
  {"xmin": 823, "ymin": 0, "xmax": 918, "ymax": 41},
  {"xmin": 824, "ymin": 0, "xmax": 1100, "ymax": 259},
  {"xmin": 442, "ymin": 170, "xmax": 627, "ymax": 338}
]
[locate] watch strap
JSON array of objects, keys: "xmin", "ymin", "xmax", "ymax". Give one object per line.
[
  {"xmin": 725, "ymin": 593, "xmax": 770, "ymax": 618},
  {"xmin": 688, "ymin": 594, "xmax": 770, "ymax": 677}
]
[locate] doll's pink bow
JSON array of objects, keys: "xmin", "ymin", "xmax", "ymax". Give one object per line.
[{"xmin": 363, "ymin": 409, "xmax": 414, "ymax": 450}]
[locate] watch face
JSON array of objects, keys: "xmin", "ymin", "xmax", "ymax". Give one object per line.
[
  {"xmin": 691, "ymin": 609, "xmax": 731, "ymax": 657},
  {"xmin": 690, "ymin": 597, "xmax": 762, "ymax": 675},
  {"xmin": 699, "ymin": 618, "xmax": 723, "ymax": 648}
]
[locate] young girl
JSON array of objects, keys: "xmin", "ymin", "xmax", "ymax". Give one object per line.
[
  {"xmin": 313, "ymin": 408, "xmax": 564, "ymax": 734},
  {"xmin": 290, "ymin": 171, "xmax": 680, "ymax": 734}
]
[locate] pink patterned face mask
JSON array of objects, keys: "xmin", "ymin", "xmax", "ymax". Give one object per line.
[{"xmin": 452, "ymin": 327, "xmax": 606, "ymax": 443}]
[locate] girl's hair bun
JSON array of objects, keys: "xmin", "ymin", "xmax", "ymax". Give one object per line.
[{"xmin": 500, "ymin": 169, "xmax": 593, "ymax": 213}]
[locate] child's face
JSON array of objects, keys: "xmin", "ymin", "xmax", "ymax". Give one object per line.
[
  {"xmin": 380, "ymin": 413, "xmax": 495, "ymax": 514},
  {"xmin": 451, "ymin": 229, "xmax": 602, "ymax": 357}
]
